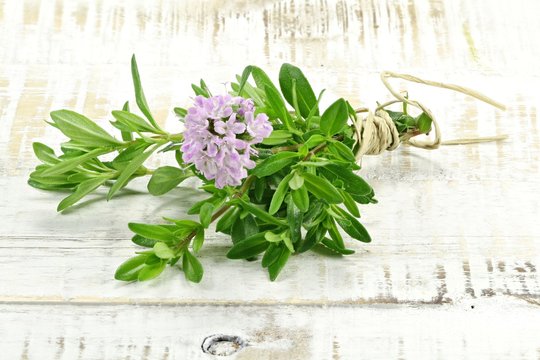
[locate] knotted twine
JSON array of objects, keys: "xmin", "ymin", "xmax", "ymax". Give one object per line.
[{"xmin": 352, "ymin": 71, "xmax": 507, "ymax": 161}]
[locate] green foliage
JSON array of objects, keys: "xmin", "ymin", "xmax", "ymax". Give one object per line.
[
  {"xmin": 252, "ymin": 152, "xmax": 299, "ymax": 177},
  {"xmin": 57, "ymin": 176, "xmax": 110, "ymax": 211},
  {"xmin": 29, "ymin": 56, "xmax": 411, "ymax": 284},
  {"xmin": 50, "ymin": 110, "xmax": 123, "ymax": 147},
  {"xmin": 320, "ymin": 98, "xmax": 348, "ymax": 136},
  {"xmin": 226, "ymin": 232, "xmax": 268, "ymax": 259},
  {"xmin": 147, "ymin": 166, "xmax": 191, "ymax": 196},
  {"xmin": 107, "ymin": 144, "xmax": 158, "ymax": 200},
  {"xmin": 301, "ymin": 172, "xmax": 343, "ymax": 204},
  {"xmin": 416, "ymin": 112, "xmax": 433, "ymax": 133},
  {"xmin": 386, "ymin": 109, "xmax": 432, "ymax": 134},
  {"xmin": 182, "ymin": 250, "xmax": 204, "ymax": 283},
  {"xmin": 279, "ymin": 63, "xmax": 318, "ymax": 118},
  {"xmin": 114, "ymin": 254, "xmax": 149, "ymax": 281},
  {"xmin": 131, "ymin": 55, "xmax": 161, "ymax": 130}
]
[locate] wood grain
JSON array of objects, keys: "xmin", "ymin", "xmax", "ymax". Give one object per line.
[
  {"xmin": 1, "ymin": 0, "xmax": 539, "ymax": 358},
  {"xmin": 2, "ymin": 298, "xmax": 540, "ymax": 359}
]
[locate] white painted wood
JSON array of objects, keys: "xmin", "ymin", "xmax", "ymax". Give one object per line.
[
  {"xmin": 0, "ymin": 176, "xmax": 538, "ymax": 304},
  {"xmin": 0, "ymin": 0, "xmax": 539, "ymax": 358},
  {"xmin": 2, "ymin": 298, "xmax": 540, "ymax": 359}
]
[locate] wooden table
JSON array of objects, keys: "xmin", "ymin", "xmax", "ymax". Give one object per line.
[{"xmin": 1, "ymin": 0, "xmax": 539, "ymax": 358}]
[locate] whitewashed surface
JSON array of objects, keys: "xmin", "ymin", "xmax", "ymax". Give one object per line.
[{"xmin": 0, "ymin": 0, "xmax": 539, "ymax": 359}]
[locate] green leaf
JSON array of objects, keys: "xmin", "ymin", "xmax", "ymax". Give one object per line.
[
  {"xmin": 237, "ymin": 65, "xmax": 252, "ymax": 95},
  {"xmin": 66, "ymin": 172, "xmax": 95, "ymax": 183},
  {"xmin": 29, "ymin": 170, "xmax": 71, "ymax": 184},
  {"xmin": 144, "ymin": 254, "xmax": 162, "ymax": 265},
  {"xmin": 33, "ymin": 142, "xmax": 59, "ymax": 164},
  {"xmin": 327, "ymin": 218, "xmax": 345, "ymax": 249},
  {"xmin": 268, "ymin": 247, "xmax": 291, "ymax": 281},
  {"xmin": 287, "ymin": 196, "xmax": 303, "ymax": 244},
  {"xmin": 50, "ymin": 110, "xmax": 122, "ymax": 147},
  {"xmin": 251, "ymin": 66, "xmax": 280, "ymax": 96},
  {"xmin": 303, "ymin": 199, "xmax": 325, "ymax": 228},
  {"xmin": 137, "ymin": 261, "xmax": 166, "ymax": 281},
  {"xmin": 192, "ymin": 228, "xmax": 205, "ymax": 253},
  {"xmin": 386, "ymin": 110, "xmax": 404, "ymax": 122},
  {"xmin": 332, "ymin": 206, "xmax": 371, "ymax": 243},
  {"xmin": 288, "ymin": 173, "xmax": 304, "ymax": 190},
  {"xmin": 131, "ymin": 234, "xmax": 158, "ymax": 248},
  {"xmin": 188, "ymin": 192, "xmax": 226, "ymax": 215},
  {"xmin": 115, "ymin": 254, "xmax": 148, "ymax": 281},
  {"xmin": 215, "ymin": 207, "xmax": 240, "ymax": 234},
  {"xmin": 279, "ymin": 63, "xmax": 318, "ymax": 118},
  {"xmin": 59, "ymin": 141, "xmax": 94, "ymax": 153},
  {"xmin": 153, "ymin": 242, "xmax": 175, "ymax": 259},
  {"xmin": 40, "ymin": 148, "xmax": 109, "ymax": 176},
  {"xmin": 281, "ymin": 233, "xmax": 294, "ymax": 253},
  {"xmin": 269, "ymin": 173, "xmax": 293, "ymax": 215},
  {"xmin": 111, "ymin": 110, "xmax": 159, "ymax": 134},
  {"xmin": 254, "ymin": 177, "xmax": 266, "ymax": 202},
  {"xmin": 226, "ymin": 232, "xmax": 269, "ymax": 259},
  {"xmin": 264, "ymin": 84, "xmax": 294, "ymax": 130},
  {"xmin": 320, "ymin": 238, "xmax": 355, "ymax": 255},
  {"xmin": 247, "ymin": 66, "xmax": 293, "ymax": 128},
  {"xmin": 303, "ymin": 134, "xmax": 326, "ymax": 149},
  {"xmin": 296, "ymin": 224, "xmax": 326, "ymax": 253},
  {"xmin": 169, "ymin": 256, "xmax": 181, "ymax": 267},
  {"xmin": 320, "ymin": 98, "xmax": 349, "ymax": 136},
  {"xmin": 108, "ymin": 144, "xmax": 158, "ymax": 200},
  {"xmin": 131, "ymin": 55, "xmax": 160, "ymax": 129},
  {"xmin": 120, "ymin": 101, "xmax": 133, "ymax": 141},
  {"xmin": 322, "ymin": 164, "xmax": 372, "ymax": 197},
  {"xmin": 199, "ymin": 202, "xmax": 214, "ymax": 229},
  {"xmin": 328, "ymin": 142, "xmax": 356, "ymax": 163},
  {"xmin": 233, "ymin": 74, "xmax": 265, "ymax": 105},
  {"xmin": 264, "ymin": 231, "xmax": 282, "ymax": 242},
  {"xmin": 302, "ymin": 172, "xmax": 343, "ymax": 204},
  {"xmin": 252, "ymin": 151, "xmax": 299, "ymax": 177},
  {"xmin": 291, "ymin": 185, "xmax": 310, "ymax": 212},
  {"xmin": 128, "ymin": 223, "xmax": 175, "ymax": 242},
  {"xmin": 57, "ymin": 176, "xmax": 109, "ymax": 211},
  {"xmin": 191, "ymin": 83, "xmax": 209, "ymax": 97},
  {"xmin": 174, "ymin": 107, "xmax": 187, "ymax": 118},
  {"xmin": 261, "ymin": 130, "xmax": 293, "ymax": 145},
  {"xmin": 112, "ymin": 141, "xmax": 149, "ymax": 170},
  {"xmin": 163, "ymin": 218, "xmax": 200, "ymax": 230},
  {"xmin": 340, "ymin": 189, "xmax": 360, "ymax": 217},
  {"xmin": 147, "ymin": 166, "xmax": 190, "ymax": 196},
  {"xmin": 182, "ymin": 251, "xmax": 204, "ymax": 283},
  {"xmin": 417, "ymin": 112, "xmax": 433, "ymax": 133},
  {"xmin": 27, "ymin": 179, "xmax": 74, "ymax": 191},
  {"xmin": 261, "ymin": 243, "xmax": 282, "ymax": 268},
  {"xmin": 236, "ymin": 199, "xmax": 287, "ymax": 227},
  {"xmin": 231, "ymin": 214, "xmax": 258, "ymax": 244},
  {"xmin": 200, "ymin": 79, "xmax": 212, "ymax": 97}
]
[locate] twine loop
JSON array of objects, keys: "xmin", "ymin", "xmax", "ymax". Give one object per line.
[{"xmin": 352, "ymin": 71, "xmax": 507, "ymax": 162}]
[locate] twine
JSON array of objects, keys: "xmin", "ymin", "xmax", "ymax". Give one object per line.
[{"xmin": 353, "ymin": 71, "xmax": 507, "ymax": 161}]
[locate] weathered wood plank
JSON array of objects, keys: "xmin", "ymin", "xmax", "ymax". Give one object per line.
[
  {"xmin": 0, "ymin": 176, "xmax": 538, "ymax": 304},
  {"xmin": 1, "ymin": 0, "xmax": 539, "ymax": 357},
  {"xmin": 2, "ymin": 298, "xmax": 539, "ymax": 359}
]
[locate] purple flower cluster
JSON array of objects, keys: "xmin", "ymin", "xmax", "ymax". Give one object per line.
[{"xmin": 181, "ymin": 95, "xmax": 272, "ymax": 188}]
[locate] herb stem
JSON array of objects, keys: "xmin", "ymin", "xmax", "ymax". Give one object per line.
[
  {"xmin": 271, "ymin": 134, "xmax": 345, "ymax": 154},
  {"xmin": 302, "ymin": 134, "xmax": 344, "ymax": 161},
  {"xmin": 175, "ymin": 175, "xmax": 256, "ymax": 250},
  {"xmin": 271, "ymin": 144, "xmax": 300, "ymax": 153}
]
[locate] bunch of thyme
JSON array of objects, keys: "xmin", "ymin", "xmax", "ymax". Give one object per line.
[{"xmin": 28, "ymin": 56, "xmax": 460, "ymax": 283}]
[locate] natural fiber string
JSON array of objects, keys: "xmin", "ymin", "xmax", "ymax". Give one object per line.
[{"xmin": 353, "ymin": 71, "xmax": 507, "ymax": 161}]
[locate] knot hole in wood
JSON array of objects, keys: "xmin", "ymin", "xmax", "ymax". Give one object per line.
[{"xmin": 201, "ymin": 334, "xmax": 248, "ymax": 356}]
